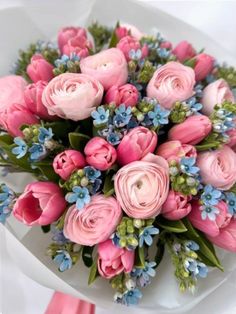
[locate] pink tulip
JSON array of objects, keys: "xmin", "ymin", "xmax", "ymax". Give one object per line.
[
  {"xmin": 0, "ymin": 103, "xmax": 38, "ymax": 137},
  {"xmin": 117, "ymin": 127, "xmax": 158, "ymax": 166},
  {"xmin": 172, "ymin": 41, "xmax": 196, "ymax": 62},
  {"xmin": 13, "ymin": 182, "xmax": 66, "ymax": 226},
  {"xmin": 168, "ymin": 115, "xmax": 212, "ymax": 145},
  {"xmin": 27, "ymin": 54, "xmax": 54, "ymax": 83},
  {"xmin": 157, "ymin": 140, "xmax": 197, "ymax": 163},
  {"xmin": 160, "ymin": 41, "xmax": 172, "ymax": 50},
  {"xmin": 97, "ymin": 239, "xmax": 134, "ymax": 279},
  {"xmin": 117, "ymin": 35, "xmax": 148, "ymax": 61},
  {"xmin": 62, "ymin": 36, "xmax": 92, "ymax": 59},
  {"xmin": 84, "ymin": 137, "xmax": 117, "ymax": 171},
  {"xmin": 162, "ymin": 190, "xmax": 192, "ymax": 220},
  {"xmin": 193, "ymin": 53, "xmax": 215, "ymax": 81},
  {"xmin": 119, "ymin": 23, "xmax": 145, "ymax": 40},
  {"xmin": 227, "ymin": 128, "xmax": 236, "ymax": 152},
  {"xmin": 53, "ymin": 150, "xmax": 86, "ymax": 180},
  {"xmin": 115, "ymin": 26, "xmax": 129, "ymax": 40},
  {"xmin": 105, "ymin": 83, "xmax": 139, "ymax": 107},
  {"xmin": 57, "ymin": 26, "xmax": 87, "ymax": 52}
]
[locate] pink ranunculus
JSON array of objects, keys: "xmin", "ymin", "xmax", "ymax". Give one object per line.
[
  {"xmin": 160, "ymin": 41, "xmax": 172, "ymax": 50},
  {"xmin": 57, "ymin": 26, "xmax": 87, "ymax": 52},
  {"xmin": 63, "ymin": 195, "xmax": 122, "ymax": 246},
  {"xmin": 84, "ymin": 137, "xmax": 117, "ymax": 171},
  {"xmin": 13, "ymin": 182, "xmax": 66, "ymax": 226},
  {"xmin": 97, "ymin": 239, "xmax": 134, "ymax": 279},
  {"xmin": 157, "ymin": 140, "xmax": 197, "ymax": 163},
  {"xmin": 24, "ymin": 80, "xmax": 55, "ymax": 120},
  {"xmin": 26, "ymin": 54, "xmax": 54, "ymax": 83},
  {"xmin": 120, "ymin": 23, "xmax": 145, "ymax": 40},
  {"xmin": 116, "ymin": 35, "xmax": 148, "ymax": 61},
  {"xmin": 197, "ymin": 145, "xmax": 236, "ymax": 190},
  {"xmin": 105, "ymin": 83, "xmax": 139, "ymax": 107},
  {"xmin": 146, "ymin": 61, "xmax": 195, "ymax": 109},
  {"xmin": 114, "ymin": 153, "xmax": 169, "ymax": 219},
  {"xmin": 168, "ymin": 115, "xmax": 212, "ymax": 145},
  {"xmin": 53, "ymin": 150, "xmax": 86, "ymax": 181},
  {"xmin": 62, "ymin": 36, "xmax": 92, "ymax": 59},
  {"xmin": 162, "ymin": 190, "xmax": 192, "ymax": 220},
  {"xmin": 0, "ymin": 103, "xmax": 38, "ymax": 137},
  {"xmin": 201, "ymin": 79, "xmax": 235, "ymax": 116},
  {"xmin": 117, "ymin": 127, "xmax": 157, "ymax": 166},
  {"xmin": 227, "ymin": 128, "xmax": 236, "ymax": 152},
  {"xmin": 80, "ymin": 48, "xmax": 128, "ymax": 90},
  {"xmin": 172, "ymin": 41, "xmax": 196, "ymax": 62},
  {"xmin": 0, "ymin": 75, "xmax": 27, "ymax": 113},
  {"xmin": 42, "ymin": 73, "xmax": 103, "ymax": 121},
  {"xmin": 193, "ymin": 53, "xmax": 215, "ymax": 81}
]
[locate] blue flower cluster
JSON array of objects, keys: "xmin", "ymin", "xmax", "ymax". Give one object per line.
[
  {"xmin": 184, "ymin": 258, "xmax": 208, "ymax": 279},
  {"xmin": 213, "ymin": 107, "xmax": 236, "ymax": 137},
  {"xmin": 114, "ymin": 288, "xmax": 143, "ymax": 306},
  {"xmin": 131, "ymin": 261, "xmax": 157, "ymax": 288},
  {"xmin": 139, "ymin": 226, "xmax": 159, "ymax": 247},
  {"xmin": 200, "ymin": 185, "xmax": 222, "ymax": 221},
  {"xmin": 0, "ymin": 184, "xmax": 15, "ymax": 223},
  {"xmin": 54, "ymin": 53, "xmax": 80, "ymax": 67},
  {"xmin": 225, "ymin": 192, "xmax": 236, "ymax": 216},
  {"xmin": 180, "ymin": 157, "xmax": 200, "ymax": 176},
  {"xmin": 53, "ymin": 250, "xmax": 72, "ymax": 272},
  {"xmin": 65, "ymin": 166, "xmax": 102, "ymax": 210}
]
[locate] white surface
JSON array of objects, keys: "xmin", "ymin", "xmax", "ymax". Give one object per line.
[{"xmin": 1, "ymin": 1, "xmax": 236, "ymax": 314}]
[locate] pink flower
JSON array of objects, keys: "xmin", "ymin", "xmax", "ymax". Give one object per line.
[
  {"xmin": 160, "ymin": 41, "xmax": 172, "ymax": 50},
  {"xmin": 168, "ymin": 115, "xmax": 212, "ymax": 145},
  {"xmin": 147, "ymin": 61, "xmax": 195, "ymax": 109},
  {"xmin": 201, "ymin": 79, "xmax": 235, "ymax": 116},
  {"xmin": 97, "ymin": 239, "xmax": 134, "ymax": 279},
  {"xmin": 13, "ymin": 182, "xmax": 66, "ymax": 226},
  {"xmin": 26, "ymin": 54, "xmax": 54, "ymax": 83},
  {"xmin": 105, "ymin": 84, "xmax": 139, "ymax": 107},
  {"xmin": 84, "ymin": 137, "xmax": 117, "ymax": 171},
  {"xmin": 157, "ymin": 140, "xmax": 197, "ymax": 162},
  {"xmin": 0, "ymin": 75, "xmax": 27, "ymax": 113},
  {"xmin": 227, "ymin": 128, "xmax": 236, "ymax": 152},
  {"xmin": 42, "ymin": 73, "xmax": 103, "ymax": 121},
  {"xmin": 57, "ymin": 26, "xmax": 87, "ymax": 52},
  {"xmin": 80, "ymin": 48, "xmax": 128, "ymax": 90},
  {"xmin": 172, "ymin": 41, "xmax": 196, "ymax": 62},
  {"xmin": 114, "ymin": 153, "xmax": 169, "ymax": 219},
  {"xmin": 117, "ymin": 127, "xmax": 158, "ymax": 166},
  {"xmin": 162, "ymin": 190, "xmax": 192, "ymax": 220},
  {"xmin": 24, "ymin": 80, "xmax": 55, "ymax": 120},
  {"xmin": 117, "ymin": 36, "xmax": 148, "ymax": 61},
  {"xmin": 53, "ymin": 150, "xmax": 86, "ymax": 180},
  {"xmin": 193, "ymin": 53, "xmax": 215, "ymax": 81},
  {"xmin": 63, "ymin": 195, "xmax": 122, "ymax": 246},
  {"xmin": 62, "ymin": 36, "xmax": 92, "ymax": 59},
  {"xmin": 119, "ymin": 23, "xmax": 144, "ymax": 40},
  {"xmin": 0, "ymin": 103, "xmax": 38, "ymax": 137},
  {"xmin": 197, "ymin": 145, "xmax": 236, "ymax": 190},
  {"xmin": 115, "ymin": 26, "xmax": 129, "ymax": 40}
]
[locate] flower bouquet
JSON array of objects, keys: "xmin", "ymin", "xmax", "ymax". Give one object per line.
[{"xmin": 1, "ymin": 2, "xmax": 236, "ymax": 310}]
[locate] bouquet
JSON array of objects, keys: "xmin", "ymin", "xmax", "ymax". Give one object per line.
[{"xmin": 0, "ymin": 21, "xmax": 236, "ymax": 307}]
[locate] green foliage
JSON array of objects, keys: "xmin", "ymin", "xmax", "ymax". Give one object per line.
[
  {"xmin": 88, "ymin": 258, "xmax": 99, "ymax": 285},
  {"xmin": 156, "ymin": 217, "xmax": 187, "ymax": 233},
  {"xmin": 82, "ymin": 246, "xmax": 94, "ymax": 268},
  {"xmin": 68, "ymin": 132, "xmax": 90, "ymax": 150},
  {"xmin": 88, "ymin": 22, "xmax": 113, "ymax": 52}
]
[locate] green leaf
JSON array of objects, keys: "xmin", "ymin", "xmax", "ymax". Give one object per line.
[
  {"xmin": 182, "ymin": 218, "xmax": 223, "ymax": 271},
  {"xmin": 109, "ymin": 21, "xmax": 119, "ymax": 48},
  {"xmin": 157, "ymin": 217, "xmax": 187, "ymax": 233},
  {"xmin": 102, "ymin": 174, "xmax": 114, "ymax": 196},
  {"xmin": 82, "ymin": 246, "xmax": 94, "ymax": 268},
  {"xmin": 135, "ymin": 246, "xmax": 145, "ymax": 268},
  {"xmin": 41, "ymin": 225, "xmax": 51, "ymax": 233},
  {"xmin": 184, "ymin": 58, "xmax": 196, "ymax": 68},
  {"xmin": 88, "ymin": 258, "xmax": 99, "ymax": 285},
  {"xmin": 44, "ymin": 120, "xmax": 73, "ymax": 140},
  {"xmin": 154, "ymin": 240, "xmax": 165, "ymax": 268},
  {"xmin": 68, "ymin": 132, "xmax": 90, "ymax": 151}
]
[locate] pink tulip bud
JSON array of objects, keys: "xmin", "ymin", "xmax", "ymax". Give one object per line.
[
  {"xmin": 57, "ymin": 26, "xmax": 87, "ymax": 52},
  {"xmin": 157, "ymin": 140, "xmax": 197, "ymax": 162},
  {"xmin": 27, "ymin": 54, "xmax": 54, "ymax": 83},
  {"xmin": 62, "ymin": 36, "xmax": 92, "ymax": 59},
  {"xmin": 160, "ymin": 41, "xmax": 173, "ymax": 50},
  {"xmin": 115, "ymin": 26, "xmax": 129, "ymax": 40},
  {"xmin": 117, "ymin": 35, "xmax": 148, "ymax": 61},
  {"xmin": 193, "ymin": 53, "xmax": 215, "ymax": 81},
  {"xmin": 162, "ymin": 190, "xmax": 192, "ymax": 220},
  {"xmin": 172, "ymin": 40, "xmax": 196, "ymax": 62},
  {"xmin": 105, "ymin": 83, "xmax": 139, "ymax": 107}
]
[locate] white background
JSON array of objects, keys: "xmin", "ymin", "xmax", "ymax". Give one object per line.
[{"xmin": 1, "ymin": 1, "xmax": 236, "ymax": 314}]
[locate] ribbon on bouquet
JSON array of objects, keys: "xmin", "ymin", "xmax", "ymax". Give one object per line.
[{"xmin": 45, "ymin": 291, "xmax": 95, "ymax": 314}]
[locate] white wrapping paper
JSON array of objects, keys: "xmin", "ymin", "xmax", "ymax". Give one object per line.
[{"xmin": 1, "ymin": 1, "xmax": 236, "ymax": 313}]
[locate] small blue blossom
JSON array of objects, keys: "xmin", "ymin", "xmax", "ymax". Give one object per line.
[
  {"xmin": 0, "ymin": 184, "xmax": 15, "ymax": 224},
  {"xmin": 89, "ymin": 178, "xmax": 102, "ymax": 195},
  {"xmin": 53, "ymin": 250, "xmax": 72, "ymax": 272},
  {"xmin": 107, "ymin": 132, "xmax": 120, "ymax": 146},
  {"xmin": 54, "ymin": 54, "xmax": 70, "ymax": 67},
  {"xmin": 123, "ymin": 288, "xmax": 142, "ymax": 306},
  {"xmin": 91, "ymin": 107, "xmax": 109, "ymax": 126},
  {"xmin": 148, "ymin": 104, "xmax": 170, "ymax": 127},
  {"xmin": 184, "ymin": 258, "xmax": 208, "ymax": 278},
  {"xmin": 0, "ymin": 205, "xmax": 11, "ymax": 224},
  {"xmin": 131, "ymin": 261, "xmax": 156, "ymax": 288},
  {"xmin": 200, "ymin": 205, "xmax": 220, "ymax": 221},
  {"xmin": 115, "ymin": 104, "xmax": 132, "ymax": 125},
  {"xmin": 51, "ymin": 226, "xmax": 69, "ymax": 245},
  {"xmin": 66, "ymin": 186, "xmax": 90, "ymax": 210},
  {"xmin": 194, "ymin": 84, "xmax": 203, "ymax": 98},
  {"xmin": 84, "ymin": 166, "xmax": 101, "ymax": 182},
  {"xmin": 29, "ymin": 143, "xmax": 47, "ymax": 161},
  {"xmin": 38, "ymin": 127, "xmax": 53, "ymax": 144},
  {"xmin": 186, "ymin": 97, "xmax": 203, "ymax": 113},
  {"xmin": 129, "ymin": 49, "xmax": 142, "ymax": 60},
  {"xmin": 184, "ymin": 241, "xmax": 199, "ymax": 252},
  {"xmin": 180, "ymin": 157, "xmax": 199, "ymax": 176},
  {"xmin": 225, "ymin": 192, "xmax": 236, "ymax": 216},
  {"xmin": 201, "ymin": 185, "xmax": 222, "ymax": 206},
  {"xmin": 12, "ymin": 137, "xmax": 28, "ymax": 159},
  {"xmin": 157, "ymin": 47, "xmax": 170, "ymax": 58},
  {"xmin": 139, "ymin": 226, "xmax": 159, "ymax": 247}
]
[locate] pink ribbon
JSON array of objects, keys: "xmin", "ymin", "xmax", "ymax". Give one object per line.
[{"xmin": 45, "ymin": 291, "xmax": 95, "ymax": 314}]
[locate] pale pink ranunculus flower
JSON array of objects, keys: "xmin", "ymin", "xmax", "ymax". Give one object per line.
[
  {"xmin": 114, "ymin": 153, "xmax": 169, "ymax": 219},
  {"xmin": 146, "ymin": 61, "xmax": 195, "ymax": 109},
  {"xmin": 42, "ymin": 73, "xmax": 103, "ymax": 121},
  {"xmin": 13, "ymin": 182, "xmax": 66, "ymax": 226},
  {"xmin": 197, "ymin": 145, "xmax": 236, "ymax": 190},
  {"xmin": 80, "ymin": 48, "xmax": 128, "ymax": 90},
  {"xmin": 201, "ymin": 79, "xmax": 235, "ymax": 116},
  {"xmin": 97, "ymin": 239, "xmax": 134, "ymax": 279},
  {"xmin": 63, "ymin": 195, "xmax": 122, "ymax": 246}
]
